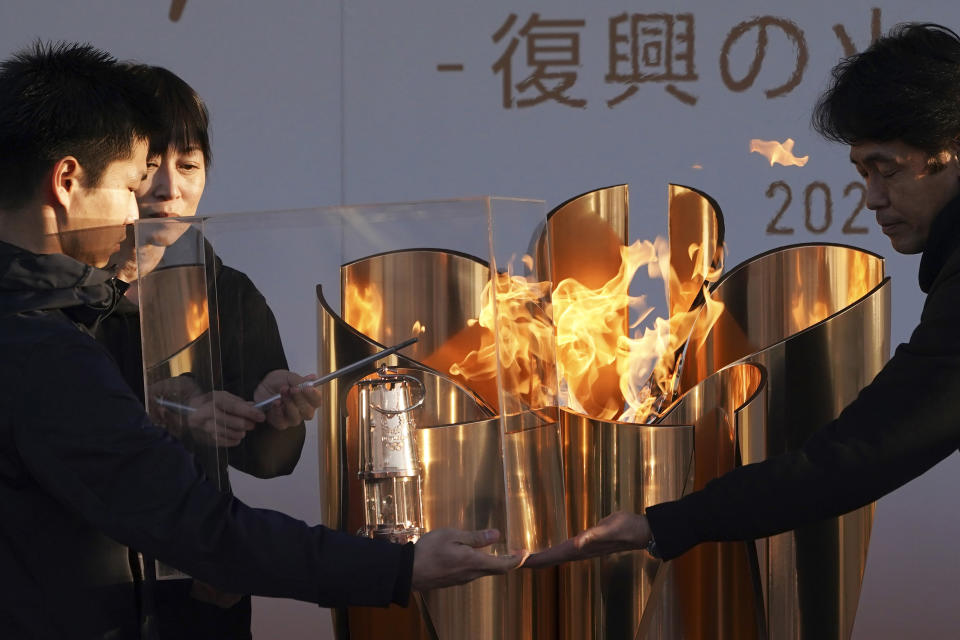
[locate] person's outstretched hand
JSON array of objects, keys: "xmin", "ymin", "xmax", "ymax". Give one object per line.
[
  {"xmin": 254, "ymin": 369, "xmax": 323, "ymax": 430},
  {"xmin": 412, "ymin": 528, "xmax": 524, "ymax": 591},
  {"xmin": 150, "ymin": 376, "xmax": 262, "ymax": 447},
  {"xmin": 522, "ymin": 511, "xmax": 652, "ymax": 569}
]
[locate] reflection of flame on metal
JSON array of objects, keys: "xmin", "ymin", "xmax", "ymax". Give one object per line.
[
  {"xmin": 750, "ymin": 137, "xmax": 809, "ymax": 167},
  {"xmin": 411, "ymin": 320, "xmax": 427, "ymax": 336},
  {"xmin": 344, "ymin": 283, "xmax": 383, "ymax": 339},
  {"xmin": 789, "ymin": 247, "xmax": 877, "ymax": 329},
  {"xmin": 186, "ymin": 299, "xmax": 209, "ymax": 341}
]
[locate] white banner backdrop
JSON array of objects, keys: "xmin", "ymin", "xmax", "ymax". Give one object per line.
[{"xmin": 1, "ymin": 1, "xmax": 958, "ymax": 638}]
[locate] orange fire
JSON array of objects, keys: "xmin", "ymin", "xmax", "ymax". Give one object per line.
[
  {"xmin": 344, "ymin": 283, "xmax": 383, "ymax": 339},
  {"xmin": 562, "ymin": 238, "xmax": 723, "ymax": 423},
  {"xmin": 552, "ymin": 239, "xmax": 662, "ymax": 419},
  {"xmin": 449, "ymin": 265, "xmax": 557, "ymax": 413},
  {"xmin": 452, "ymin": 241, "xmax": 725, "ymax": 423},
  {"xmin": 412, "ymin": 320, "xmax": 427, "ymax": 336},
  {"xmin": 620, "ymin": 271, "xmax": 725, "ymax": 422},
  {"xmin": 750, "ymin": 138, "xmax": 809, "ymax": 167}
]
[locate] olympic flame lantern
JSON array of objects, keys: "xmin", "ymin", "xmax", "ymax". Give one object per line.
[{"xmin": 357, "ymin": 367, "xmax": 426, "ymax": 544}]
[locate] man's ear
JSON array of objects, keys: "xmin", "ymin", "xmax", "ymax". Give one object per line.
[{"xmin": 50, "ymin": 156, "xmax": 82, "ymax": 208}]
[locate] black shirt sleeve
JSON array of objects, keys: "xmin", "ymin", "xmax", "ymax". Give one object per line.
[
  {"xmin": 215, "ymin": 265, "xmax": 306, "ymax": 478},
  {"xmin": 646, "ymin": 259, "xmax": 960, "ymax": 560},
  {"xmin": 12, "ymin": 334, "xmax": 412, "ymax": 607}
]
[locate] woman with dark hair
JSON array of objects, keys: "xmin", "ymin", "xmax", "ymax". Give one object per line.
[{"xmin": 97, "ymin": 64, "xmax": 320, "ymax": 639}]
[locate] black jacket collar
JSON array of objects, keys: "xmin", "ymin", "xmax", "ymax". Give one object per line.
[
  {"xmin": 919, "ymin": 192, "xmax": 960, "ymax": 293},
  {"xmin": 0, "ymin": 240, "xmax": 126, "ymax": 329}
]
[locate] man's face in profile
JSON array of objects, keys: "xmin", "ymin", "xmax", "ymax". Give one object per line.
[
  {"xmin": 850, "ymin": 139, "xmax": 960, "ymax": 254},
  {"xmin": 57, "ymin": 138, "xmax": 148, "ymax": 268}
]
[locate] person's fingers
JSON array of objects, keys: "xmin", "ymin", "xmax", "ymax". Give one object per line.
[
  {"xmin": 214, "ymin": 393, "xmax": 265, "ymax": 424},
  {"xmin": 521, "ymin": 539, "xmax": 578, "ymax": 568},
  {"xmin": 301, "ymin": 385, "xmax": 323, "ymax": 408},
  {"xmin": 191, "ymin": 392, "xmax": 264, "ymax": 425},
  {"xmin": 186, "ymin": 412, "xmax": 248, "ymax": 447},
  {"xmin": 289, "ymin": 391, "xmax": 314, "ymax": 420},
  {"xmin": 452, "ymin": 528, "xmax": 500, "ymax": 549},
  {"xmin": 189, "ymin": 400, "xmax": 215, "ymax": 422},
  {"xmin": 295, "ymin": 375, "xmax": 323, "ymax": 412},
  {"xmin": 264, "ymin": 395, "xmax": 299, "ymax": 430},
  {"xmin": 465, "ymin": 548, "xmax": 526, "ymax": 574},
  {"xmin": 280, "ymin": 393, "xmax": 306, "ymax": 422},
  {"xmin": 214, "ymin": 411, "xmax": 258, "ymax": 434},
  {"xmin": 215, "ymin": 430, "xmax": 244, "ymax": 447},
  {"xmin": 195, "ymin": 418, "xmax": 239, "ymax": 445}
]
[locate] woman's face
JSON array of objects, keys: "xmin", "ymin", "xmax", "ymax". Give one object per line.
[
  {"xmin": 110, "ymin": 144, "xmax": 207, "ymax": 283},
  {"xmin": 135, "ymin": 144, "xmax": 207, "ymax": 247}
]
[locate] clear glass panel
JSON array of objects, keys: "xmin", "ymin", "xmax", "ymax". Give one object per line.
[{"xmin": 135, "ymin": 197, "xmax": 564, "ymax": 555}]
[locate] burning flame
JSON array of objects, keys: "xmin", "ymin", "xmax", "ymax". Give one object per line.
[
  {"xmin": 750, "ymin": 138, "xmax": 809, "ymax": 167},
  {"xmin": 602, "ymin": 240, "xmax": 724, "ymax": 423},
  {"xmin": 449, "ymin": 265, "xmax": 556, "ymax": 412},
  {"xmin": 344, "ymin": 283, "xmax": 383, "ymax": 338},
  {"xmin": 622, "ymin": 277, "xmax": 725, "ymax": 422},
  {"xmin": 552, "ymin": 239, "xmax": 663, "ymax": 419},
  {"xmin": 412, "ymin": 320, "xmax": 427, "ymax": 336},
  {"xmin": 452, "ymin": 240, "xmax": 726, "ymax": 424}
]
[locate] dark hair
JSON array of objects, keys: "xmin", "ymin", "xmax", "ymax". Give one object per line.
[
  {"xmin": 126, "ymin": 64, "xmax": 211, "ymax": 169},
  {"xmin": 0, "ymin": 41, "xmax": 160, "ymax": 210},
  {"xmin": 813, "ymin": 23, "xmax": 960, "ymax": 155}
]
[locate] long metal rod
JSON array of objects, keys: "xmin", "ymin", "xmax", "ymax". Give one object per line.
[
  {"xmin": 154, "ymin": 337, "xmax": 419, "ymax": 414},
  {"xmin": 253, "ymin": 336, "xmax": 418, "ymax": 409}
]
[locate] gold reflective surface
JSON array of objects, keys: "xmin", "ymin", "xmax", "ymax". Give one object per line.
[
  {"xmin": 560, "ymin": 408, "xmax": 695, "ymax": 640},
  {"xmin": 342, "ymin": 249, "xmax": 498, "ymax": 409},
  {"xmin": 312, "ymin": 198, "xmax": 889, "ymax": 640},
  {"xmin": 678, "ymin": 244, "xmax": 890, "ymax": 640},
  {"xmin": 680, "ymin": 244, "xmax": 885, "ymax": 392},
  {"xmin": 316, "ymin": 286, "xmax": 490, "ymax": 532},
  {"xmin": 139, "ymin": 264, "xmax": 209, "ymax": 370},
  {"xmin": 537, "ymin": 185, "xmax": 631, "ymax": 418},
  {"xmin": 667, "ymin": 184, "xmax": 724, "ymax": 318},
  {"xmin": 320, "ymin": 249, "xmax": 563, "ymax": 638},
  {"xmin": 541, "ymin": 184, "xmax": 630, "ymax": 289},
  {"xmin": 645, "ymin": 362, "xmax": 767, "ymax": 640},
  {"xmin": 417, "ymin": 413, "xmax": 562, "ymax": 640},
  {"xmin": 140, "ymin": 263, "xmax": 227, "ymax": 490}
]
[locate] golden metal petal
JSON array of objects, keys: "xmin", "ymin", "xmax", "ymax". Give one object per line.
[
  {"xmin": 667, "ymin": 184, "xmax": 725, "ymax": 318},
  {"xmin": 677, "ymin": 243, "xmax": 890, "ymax": 640},
  {"xmin": 560, "ymin": 407, "xmax": 695, "ymax": 639},
  {"xmin": 645, "ymin": 362, "xmax": 768, "ymax": 640}
]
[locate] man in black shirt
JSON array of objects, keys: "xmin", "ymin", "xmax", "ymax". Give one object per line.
[
  {"xmin": 528, "ymin": 22, "xmax": 960, "ymax": 574},
  {"xmin": 0, "ymin": 42, "xmax": 518, "ymax": 639}
]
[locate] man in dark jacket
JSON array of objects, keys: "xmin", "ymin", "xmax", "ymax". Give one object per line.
[
  {"xmin": 527, "ymin": 22, "xmax": 960, "ymax": 571},
  {"xmin": 0, "ymin": 42, "xmax": 518, "ymax": 639}
]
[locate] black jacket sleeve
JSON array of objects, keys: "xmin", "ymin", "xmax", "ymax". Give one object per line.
[
  {"xmin": 12, "ymin": 335, "xmax": 413, "ymax": 608},
  {"xmin": 215, "ymin": 264, "xmax": 306, "ymax": 478},
  {"xmin": 646, "ymin": 257, "xmax": 960, "ymax": 560}
]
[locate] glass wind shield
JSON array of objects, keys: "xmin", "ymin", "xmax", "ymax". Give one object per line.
[{"xmin": 135, "ymin": 198, "xmax": 565, "ymax": 560}]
